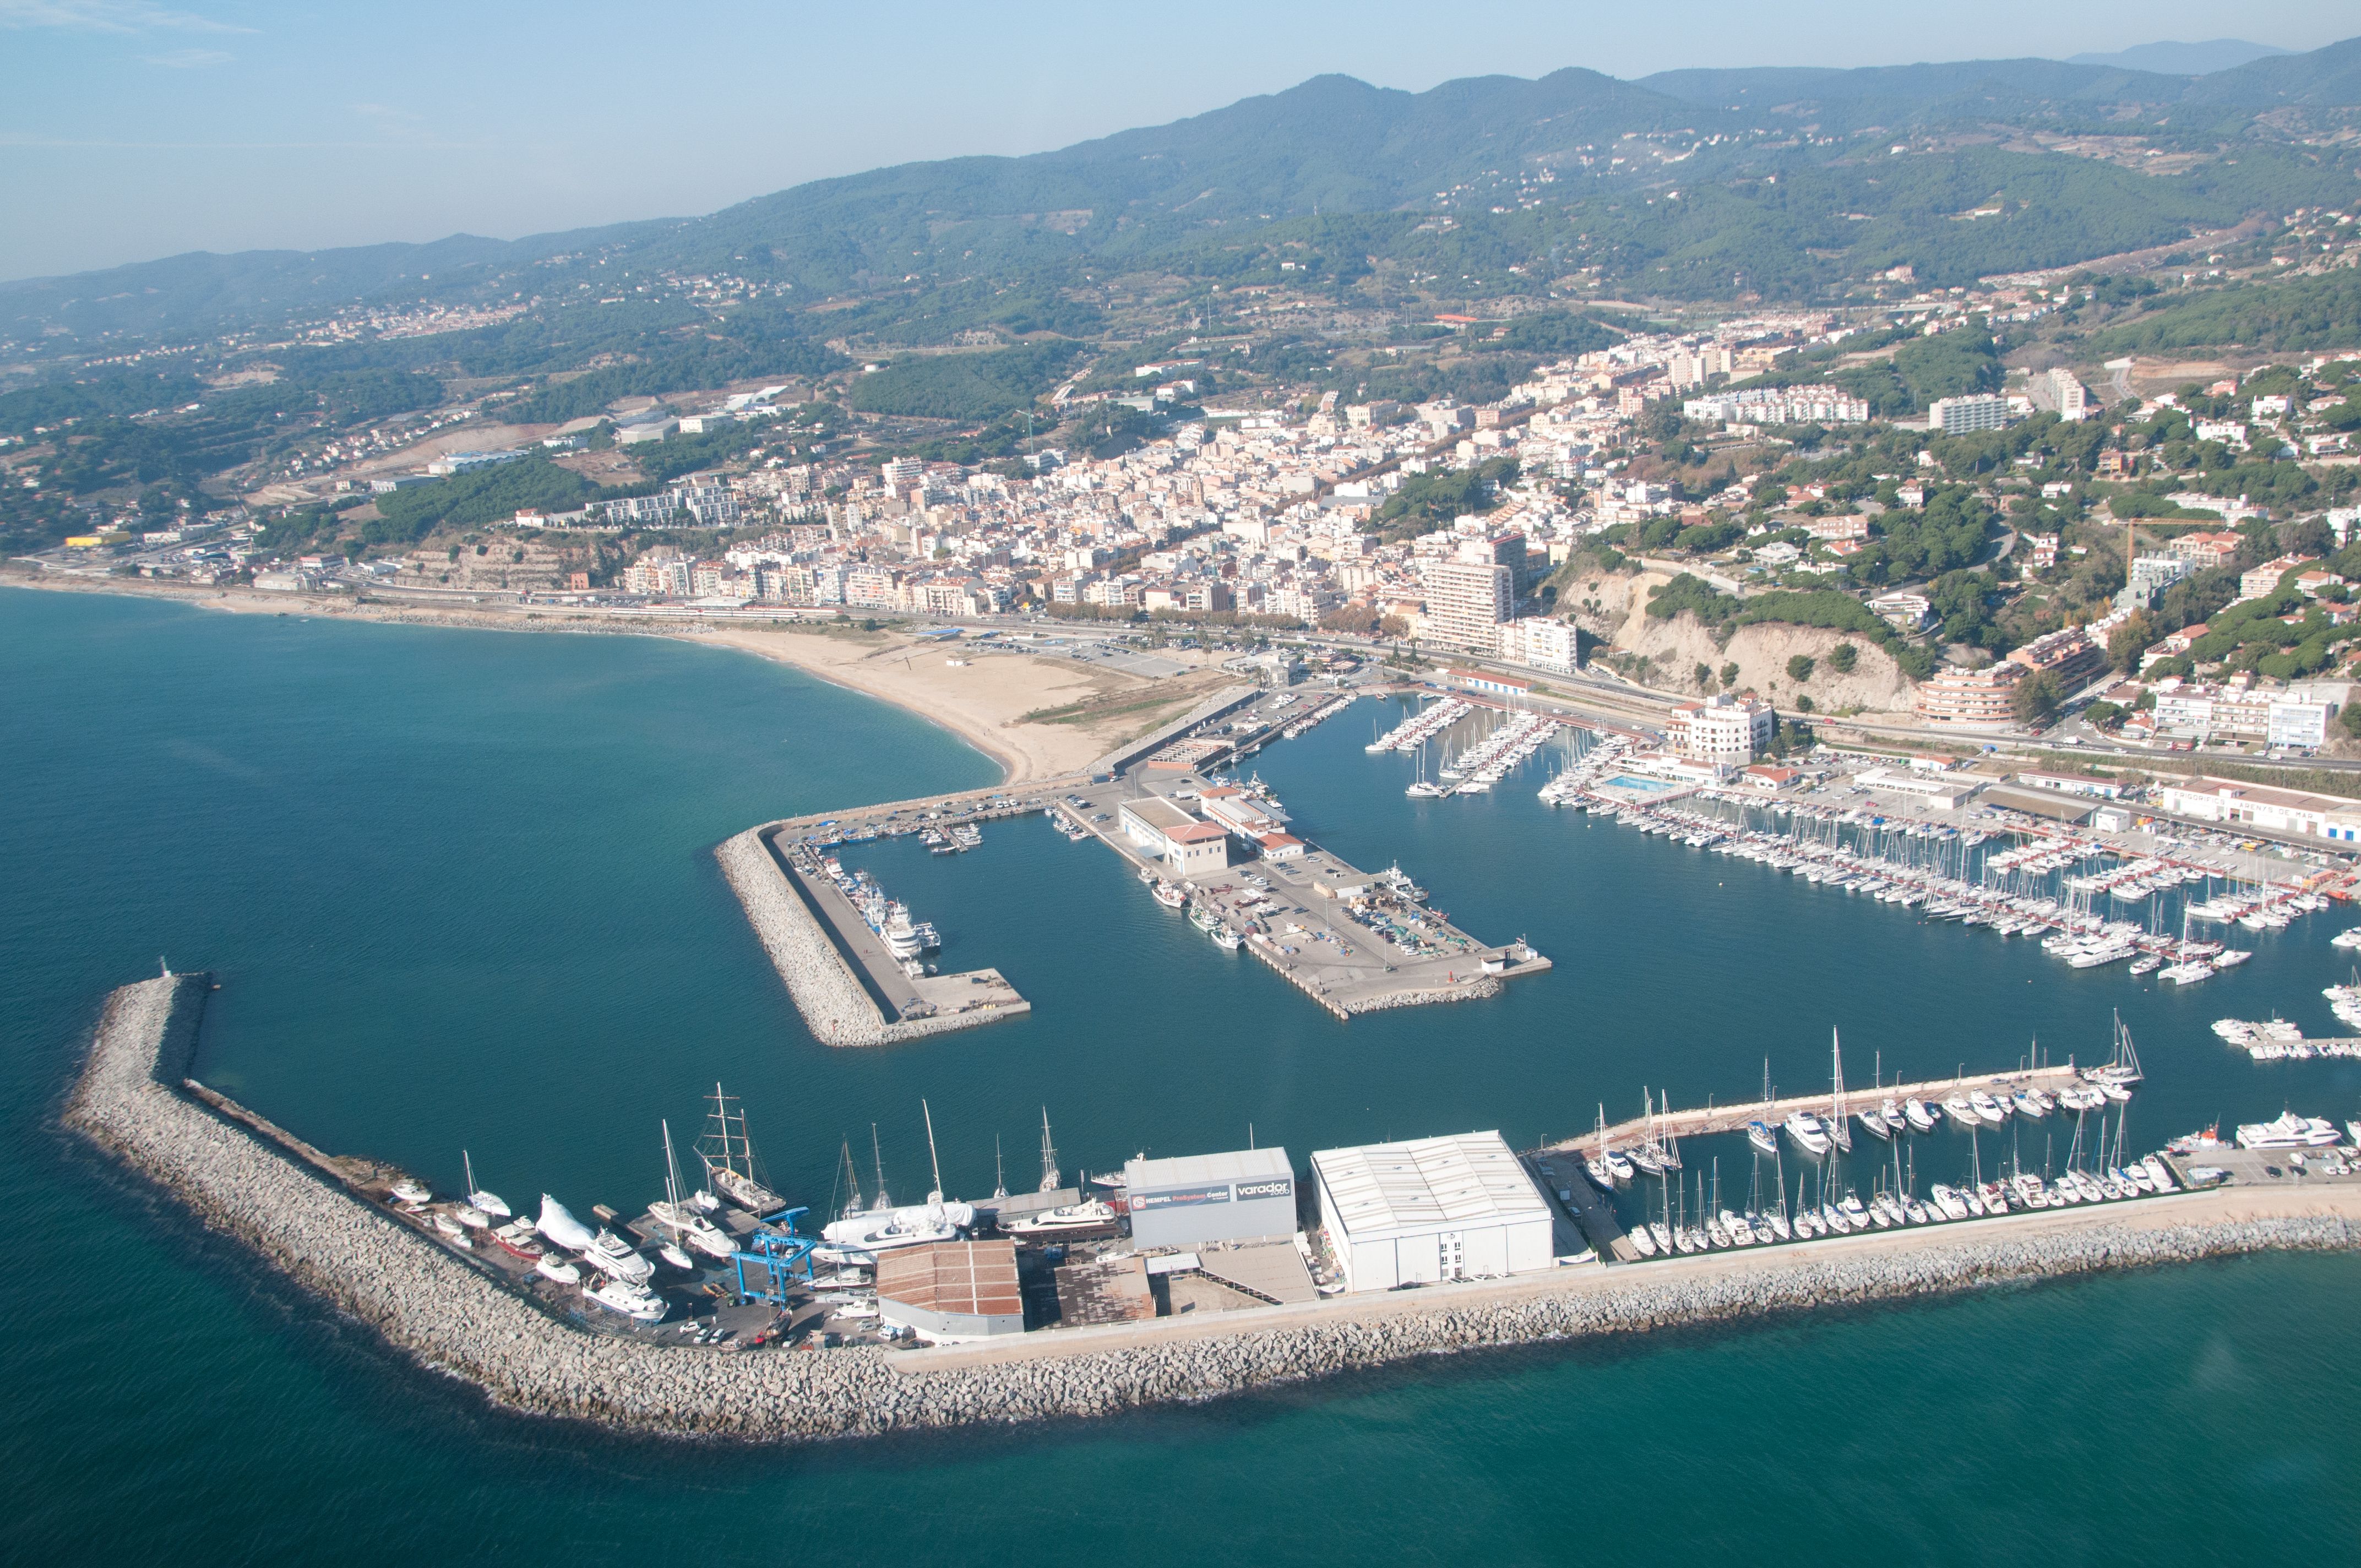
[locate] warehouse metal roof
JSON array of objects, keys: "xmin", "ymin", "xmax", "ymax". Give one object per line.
[
  {"xmin": 1125, "ymin": 1146, "xmax": 1292, "ymax": 1193},
  {"xmin": 874, "ymin": 1240, "xmax": 1021, "ymax": 1320},
  {"xmin": 1310, "ymin": 1131, "xmax": 1547, "ymax": 1239}
]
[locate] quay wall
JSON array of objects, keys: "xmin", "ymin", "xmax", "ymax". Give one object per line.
[
  {"xmin": 67, "ymin": 975, "xmax": 2361, "ymax": 1446},
  {"xmin": 714, "ymin": 829, "xmax": 1000, "ymax": 1049}
]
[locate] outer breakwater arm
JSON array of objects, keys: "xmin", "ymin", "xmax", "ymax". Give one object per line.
[{"xmin": 63, "ymin": 974, "xmax": 2361, "ymax": 1445}]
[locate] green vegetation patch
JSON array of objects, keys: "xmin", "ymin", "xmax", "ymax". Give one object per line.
[{"xmin": 850, "ymin": 341, "xmax": 1084, "ymax": 422}]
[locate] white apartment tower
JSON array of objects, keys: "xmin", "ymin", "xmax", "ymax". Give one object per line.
[{"xmin": 1419, "ymin": 558, "xmax": 1513, "ymax": 653}]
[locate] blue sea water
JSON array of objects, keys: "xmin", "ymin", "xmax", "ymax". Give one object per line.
[{"xmin": 2, "ymin": 585, "xmax": 2355, "ymax": 1564}]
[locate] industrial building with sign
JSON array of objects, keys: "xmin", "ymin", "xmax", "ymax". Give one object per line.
[
  {"xmin": 1122, "ymin": 1147, "xmax": 1298, "ymax": 1249},
  {"xmin": 1311, "ymin": 1131, "xmax": 1555, "ymax": 1293}
]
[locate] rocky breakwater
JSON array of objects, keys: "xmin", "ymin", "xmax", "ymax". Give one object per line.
[
  {"xmin": 714, "ymin": 827, "xmax": 982, "ymax": 1049},
  {"xmin": 64, "ymin": 973, "xmax": 2361, "ymax": 1445}
]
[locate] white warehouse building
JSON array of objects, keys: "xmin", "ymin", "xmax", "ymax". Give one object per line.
[{"xmin": 1312, "ymin": 1130, "xmax": 1557, "ymax": 1293}]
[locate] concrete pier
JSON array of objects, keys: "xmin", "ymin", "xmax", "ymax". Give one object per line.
[
  {"xmin": 717, "ymin": 829, "xmax": 1027, "ymax": 1047},
  {"xmin": 64, "ymin": 973, "xmax": 2361, "ymax": 1446},
  {"xmin": 1538, "ymin": 1065, "xmax": 2088, "ymax": 1157}
]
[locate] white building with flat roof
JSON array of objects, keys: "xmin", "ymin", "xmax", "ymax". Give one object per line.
[
  {"xmin": 1665, "ymin": 693, "xmax": 1774, "ymax": 765},
  {"xmin": 1119, "ymin": 796, "xmax": 1231, "ymax": 879},
  {"xmin": 1312, "ymin": 1131, "xmax": 1555, "ymax": 1293}
]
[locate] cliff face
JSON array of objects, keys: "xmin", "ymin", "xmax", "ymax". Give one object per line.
[{"xmin": 1558, "ymin": 567, "xmax": 1917, "ymax": 715}]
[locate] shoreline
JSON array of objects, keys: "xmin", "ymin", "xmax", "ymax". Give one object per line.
[
  {"xmin": 0, "ymin": 572, "xmax": 1194, "ymax": 789},
  {"xmin": 67, "ymin": 973, "xmax": 2361, "ymax": 1445}
]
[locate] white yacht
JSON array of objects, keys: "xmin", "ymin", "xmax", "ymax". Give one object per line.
[
  {"xmin": 2235, "ymin": 1110, "xmax": 2343, "ymax": 1149},
  {"xmin": 534, "ymin": 1254, "xmax": 582, "ymax": 1284},
  {"xmin": 1929, "ymin": 1184, "xmax": 1971, "ymax": 1221},
  {"xmin": 581, "ymin": 1227, "xmax": 655, "ymax": 1284},
  {"xmin": 1782, "ymin": 1112, "xmax": 1832, "ymax": 1157},
  {"xmin": 1902, "ymin": 1098, "xmax": 1939, "ymax": 1134},
  {"xmin": 1941, "ymin": 1094, "xmax": 1981, "ymax": 1129},
  {"xmin": 1967, "ymin": 1090, "xmax": 2008, "ymax": 1125},
  {"xmin": 584, "ymin": 1276, "xmax": 666, "ymax": 1322},
  {"xmin": 649, "ymin": 1199, "xmax": 735, "ymax": 1259},
  {"xmin": 1002, "ymin": 1197, "xmax": 1120, "ymax": 1238}
]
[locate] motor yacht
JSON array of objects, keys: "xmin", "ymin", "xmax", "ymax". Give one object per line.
[
  {"xmin": 2235, "ymin": 1110, "xmax": 2343, "ymax": 1149},
  {"xmin": 1782, "ymin": 1112, "xmax": 1833, "ymax": 1157},
  {"xmin": 585, "ymin": 1276, "xmax": 666, "ymax": 1322}
]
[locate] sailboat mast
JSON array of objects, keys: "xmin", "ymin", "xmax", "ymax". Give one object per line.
[
  {"xmin": 871, "ymin": 1123, "xmax": 890, "ymax": 1210},
  {"xmin": 923, "ymin": 1099, "xmax": 945, "ymax": 1201},
  {"xmin": 1038, "ymin": 1106, "xmax": 1060, "ymax": 1193},
  {"xmin": 662, "ymin": 1120, "xmax": 677, "ymax": 1203}
]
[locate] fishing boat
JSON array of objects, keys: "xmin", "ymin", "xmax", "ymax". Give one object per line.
[
  {"xmin": 1151, "ymin": 880, "xmax": 1187, "ymax": 910},
  {"xmin": 489, "ymin": 1219, "xmax": 543, "ymax": 1260},
  {"xmin": 1213, "ymin": 924, "xmax": 1243, "ymax": 950},
  {"xmin": 698, "ymin": 1084, "xmax": 785, "ymax": 1215}
]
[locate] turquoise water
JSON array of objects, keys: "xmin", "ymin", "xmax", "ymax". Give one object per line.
[{"xmin": 3, "ymin": 585, "xmax": 2357, "ymax": 1562}]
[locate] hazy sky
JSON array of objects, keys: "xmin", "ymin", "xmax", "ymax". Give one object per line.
[{"xmin": 1, "ymin": 0, "xmax": 2352, "ymax": 283}]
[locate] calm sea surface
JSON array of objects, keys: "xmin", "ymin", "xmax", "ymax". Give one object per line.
[{"xmin": 3, "ymin": 586, "xmax": 2355, "ymax": 1564}]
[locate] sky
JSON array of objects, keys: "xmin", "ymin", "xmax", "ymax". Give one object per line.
[{"xmin": 1, "ymin": 0, "xmax": 2354, "ymax": 284}]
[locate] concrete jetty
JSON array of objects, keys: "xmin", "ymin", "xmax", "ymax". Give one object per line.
[
  {"xmin": 65, "ymin": 972, "xmax": 2361, "ymax": 1446},
  {"xmin": 1538, "ymin": 1065, "xmax": 2087, "ymax": 1157},
  {"xmin": 717, "ymin": 828, "xmax": 1027, "ymax": 1047}
]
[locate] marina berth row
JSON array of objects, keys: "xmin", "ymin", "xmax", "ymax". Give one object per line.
[
  {"xmin": 1537, "ymin": 775, "xmax": 2346, "ymax": 986},
  {"xmin": 67, "ymin": 973, "xmax": 2361, "ymax": 1444}
]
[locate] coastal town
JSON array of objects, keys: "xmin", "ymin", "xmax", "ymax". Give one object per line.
[
  {"xmin": 14, "ymin": 24, "xmax": 2361, "ymax": 1534},
  {"xmin": 20, "ymin": 253, "xmax": 2361, "ymax": 791}
]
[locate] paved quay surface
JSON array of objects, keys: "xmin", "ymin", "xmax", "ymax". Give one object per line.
[
  {"xmin": 770, "ymin": 831, "xmax": 1028, "ymax": 1025},
  {"xmin": 885, "ymin": 1179, "xmax": 2361, "ymax": 1375}
]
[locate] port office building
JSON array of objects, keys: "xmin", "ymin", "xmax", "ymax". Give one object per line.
[
  {"xmin": 1119, "ymin": 796, "xmax": 1231, "ymax": 879},
  {"xmin": 1124, "ymin": 1148, "xmax": 1297, "ymax": 1249},
  {"xmin": 1312, "ymin": 1131, "xmax": 1553, "ymax": 1293}
]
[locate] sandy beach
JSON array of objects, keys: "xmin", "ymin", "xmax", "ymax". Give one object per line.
[{"xmin": 2, "ymin": 574, "xmax": 1222, "ymax": 786}]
